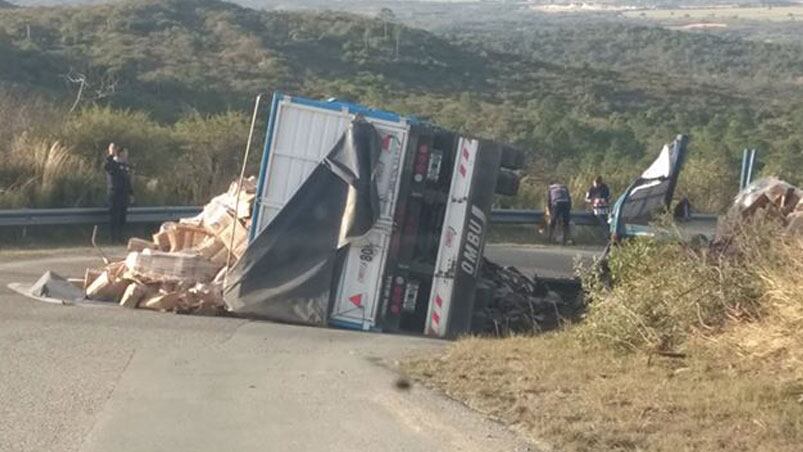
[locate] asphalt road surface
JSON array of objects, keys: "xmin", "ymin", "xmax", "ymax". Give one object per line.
[
  {"xmin": 485, "ymin": 243, "xmax": 603, "ymax": 279},
  {"xmin": 0, "ymin": 245, "xmax": 593, "ymax": 452}
]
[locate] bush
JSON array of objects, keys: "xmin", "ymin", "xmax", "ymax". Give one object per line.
[
  {"xmin": 171, "ymin": 111, "xmax": 252, "ymax": 204},
  {"xmin": 60, "ymin": 106, "xmax": 178, "ymax": 205},
  {"xmin": 579, "ymin": 217, "xmax": 797, "ymax": 353},
  {"xmin": 0, "ymin": 105, "xmax": 257, "ymax": 208},
  {"xmin": 0, "ymin": 137, "xmax": 97, "ymax": 208}
]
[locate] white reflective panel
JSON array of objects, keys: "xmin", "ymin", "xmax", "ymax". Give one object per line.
[
  {"xmin": 255, "ymin": 98, "xmax": 411, "ymax": 238},
  {"xmin": 641, "ymin": 145, "xmax": 672, "ymax": 179},
  {"xmin": 629, "ymin": 179, "xmax": 663, "ymax": 196},
  {"xmin": 257, "ymin": 101, "xmax": 350, "ymax": 231}
]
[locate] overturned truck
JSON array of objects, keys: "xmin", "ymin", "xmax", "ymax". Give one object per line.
[{"xmin": 223, "ymin": 93, "xmax": 527, "ymax": 338}]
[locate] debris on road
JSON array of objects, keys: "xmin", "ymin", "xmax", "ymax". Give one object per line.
[
  {"xmin": 725, "ymin": 177, "xmax": 803, "ymax": 235},
  {"xmin": 30, "ymin": 271, "xmax": 84, "ymax": 302},
  {"xmin": 472, "ymin": 258, "xmax": 582, "ymax": 337},
  {"xmin": 82, "ymin": 177, "xmax": 257, "ymax": 315}
]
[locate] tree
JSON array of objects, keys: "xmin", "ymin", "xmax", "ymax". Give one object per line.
[
  {"xmin": 172, "ymin": 112, "xmax": 250, "ymax": 203},
  {"xmin": 378, "ymin": 7, "xmax": 396, "ymax": 40}
]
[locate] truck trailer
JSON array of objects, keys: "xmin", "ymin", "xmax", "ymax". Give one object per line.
[{"xmin": 223, "ymin": 93, "xmax": 524, "ymax": 338}]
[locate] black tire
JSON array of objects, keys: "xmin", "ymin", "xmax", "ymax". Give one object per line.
[
  {"xmin": 495, "ymin": 169, "xmax": 520, "ymax": 196},
  {"xmin": 500, "ymin": 145, "xmax": 526, "ymax": 170}
]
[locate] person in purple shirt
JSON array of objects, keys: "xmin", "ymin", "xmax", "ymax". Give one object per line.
[{"xmin": 546, "ymin": 181, "xmax": 572, "ymax": 245}]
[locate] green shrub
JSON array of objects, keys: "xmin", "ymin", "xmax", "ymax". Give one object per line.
[
  {"xmin": 59, "ymin": 106, "xmax": 178, "ymax": 205},
  {"xmin": 171, "ymin": 111, "xmax": 252, "ymax": 204},
  {"xmin": 577, "ymin": 219, "xmax": 793, "ymax": 352}
]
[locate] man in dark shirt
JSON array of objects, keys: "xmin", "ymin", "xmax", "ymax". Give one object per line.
[
  {"xmin": 585, "ymin": 176, "xmax": 611, "ymax": 224},
  {"xmin": 104, "ymin": 143, "xmax": 133, "ymax": 243},
  {"xmin": 546, "ymin": 181, "xmax": 572, "ymax": 245}
]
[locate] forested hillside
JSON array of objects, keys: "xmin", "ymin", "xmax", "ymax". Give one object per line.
[
  {"xmin": 445, "ymin": 23, "xmax": 803, "ymax": 97},
  {"xmin": 0, "ymin": 0, "xmax": 800, "ymax": 210}
]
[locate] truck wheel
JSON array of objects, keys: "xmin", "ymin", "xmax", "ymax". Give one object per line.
[
  {"xmin": 495, "ymin": 169, "xmax": 520, "ymax": 196},
  {"xmin": 499, "ymin": 145, "xmax": 526, "ymax": 170}
]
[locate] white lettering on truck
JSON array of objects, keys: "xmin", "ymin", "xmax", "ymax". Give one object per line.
[{"xmin": 460, "ymin": 205, "xmax": 486, "ymax": 276}]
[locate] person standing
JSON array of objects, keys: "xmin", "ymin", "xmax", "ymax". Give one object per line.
[
  {"xmin": 104, "ymin": 143, "xmax": 133, "ymax": 243},
  {"xmin": 585, "ymin": 176, "xmax": 611, "ymax": 225},
  {"xmin": 546, "ymin": 181, "xmax": 572, "ymax": 245}
]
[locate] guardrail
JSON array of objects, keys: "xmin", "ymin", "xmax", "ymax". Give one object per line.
[
  {"xmin": 490, "ymin": 209, "xmax": 599, "ymax": 226},
  {"xmin": 0, "ymin": 206, "xmax": 717, "ymax": 228},
  {"xmin": 0, "ymin": 206, "xmax": 203, "ymax": 227}
]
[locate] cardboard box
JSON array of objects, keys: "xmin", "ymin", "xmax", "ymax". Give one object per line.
[
  {"xmin": 128, "ymin": 238, "xmax": 157, "ymax": 253},
  {"xmin": 120, "ymin": 282, "xmax": 148, "ymax": 309},
  {"xmin": 125, "ymin": 250, "xmax": 220, "ymax": 283},
  {"xmin": 85, "ymin": 271, "xmax": 127, "ymax": 301}
]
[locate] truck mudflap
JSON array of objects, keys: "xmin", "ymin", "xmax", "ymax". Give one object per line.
[
  {"xmin": 426, "ymin": 138, "xmax": 502, "ymax": 338},
  {"xmin": 329, "ymin": 226, "xmax": 392, "ymax": 330}
]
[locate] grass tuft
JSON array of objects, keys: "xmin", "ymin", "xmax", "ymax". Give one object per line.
[{"xmin": 578, "ymin": 216, "xmax": 799, "ymax": 353}]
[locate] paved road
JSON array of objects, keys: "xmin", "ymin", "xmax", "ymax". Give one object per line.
[
  {"xmin": 485, "ymin": 243, "xmax": 603, "ymax": 279},
  {"xmin": 0, "ymin": 248, "xmax": 540, "ymax": 452}
]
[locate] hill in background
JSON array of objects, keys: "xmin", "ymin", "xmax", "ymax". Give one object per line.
[
  {"xmin": 0, "ymin": 0, "xmax": 801, "ymax": 210},
  {"xmin": 0, "ymin": 0, "xmax": 678, "ymax": 115}
]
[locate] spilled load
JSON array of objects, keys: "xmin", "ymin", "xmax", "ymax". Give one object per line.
[
  {"xmin": 728, "ymin": 177, "xmax": 803, "ymax": 234},
  {"xmin": 84, "ymin": 177, "xmax": 257, "ymax": 315}
]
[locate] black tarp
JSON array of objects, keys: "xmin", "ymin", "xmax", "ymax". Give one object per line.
[
  {"xmin": 611, "ymin": 134, "xmax": 688, "ymax": 236},
  {"xmin": 223, "ymin": 119, "xmax": 382, "ymax": 323}
]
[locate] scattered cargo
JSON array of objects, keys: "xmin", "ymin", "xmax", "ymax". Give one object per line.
[
  {"xmin": 80, "ymin": 178, "xmax": 258, "ymax": 315},
  {"xmin": 728, "ymin": 177, "xmax": 803, "ymax": 234},
  {"xmin": 472, "ymin": 259, "xmax": 583, "ymax": 336}
]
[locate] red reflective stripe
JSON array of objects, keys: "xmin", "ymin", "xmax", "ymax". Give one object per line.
[
  {"xmin": 435, "ymin": 295, "xmax": 443, "ymax": 307},
  {"xmin": 432, "ymin": 311, "xmax": 440, "ymax": 325},
  {"xmin": 459, "ymin": 164, "xmax": 466, "ymax": 177}
]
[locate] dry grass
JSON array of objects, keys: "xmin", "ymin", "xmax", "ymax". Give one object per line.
[
  {"xmin": 0, "ymin": 137, "xmax": 96, "ymax": 208},
  {"xmin": 405, "ymin": 334, "xmax": 803, "ymax": 452},
  {"xmin": 406, "ymin": 218, "xmax": 803, "ymax": 451},
  {"xmin": 723, "ymin": 233, "xmax": 803, "ymax": 380},
  {"xmin": 578, "ymin": 217, "xmax": 799, "ymax": 353}
]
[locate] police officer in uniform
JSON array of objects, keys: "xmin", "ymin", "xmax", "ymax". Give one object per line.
[{"xmin": 104, "ymin": 143, "xmax": 133, "ymax": 243}]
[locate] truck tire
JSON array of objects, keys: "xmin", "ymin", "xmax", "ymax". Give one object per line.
[
  {"xmin": 499, "ymin": 145, "xmax": 526, "ymax": 170},
  {"xmin": 495, "ymin": 169, "xmax": 520, "ymax": 196}
]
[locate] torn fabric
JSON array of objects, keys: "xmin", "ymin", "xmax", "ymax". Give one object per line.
[{"xmin": 223, "ymin": 119, "xmax": 382, "ymax": 323}]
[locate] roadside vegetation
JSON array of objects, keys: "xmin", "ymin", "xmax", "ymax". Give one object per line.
[
  {"xmin": 0, "ymin": 91, "xmax": 252, "ymax": 208},
  {"xmin": 0, "ymin": 0, "xmax": 801, "ymax": 211},
  {"xmin": 405, "ymin": 217, "xmax": 803, "ymax": 451}
]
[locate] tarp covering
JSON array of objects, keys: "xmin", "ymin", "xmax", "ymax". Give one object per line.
[
  {"xmin": 30, "ymin": 271, "xmax": 84, "ymax": 301},
  {"xmin": 611, "ymin": 135, "xmax": 688, "ymax": 236},
  {"xmin": 223, "ymin": 119, "xmax": 382, "ymax": 323}
]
